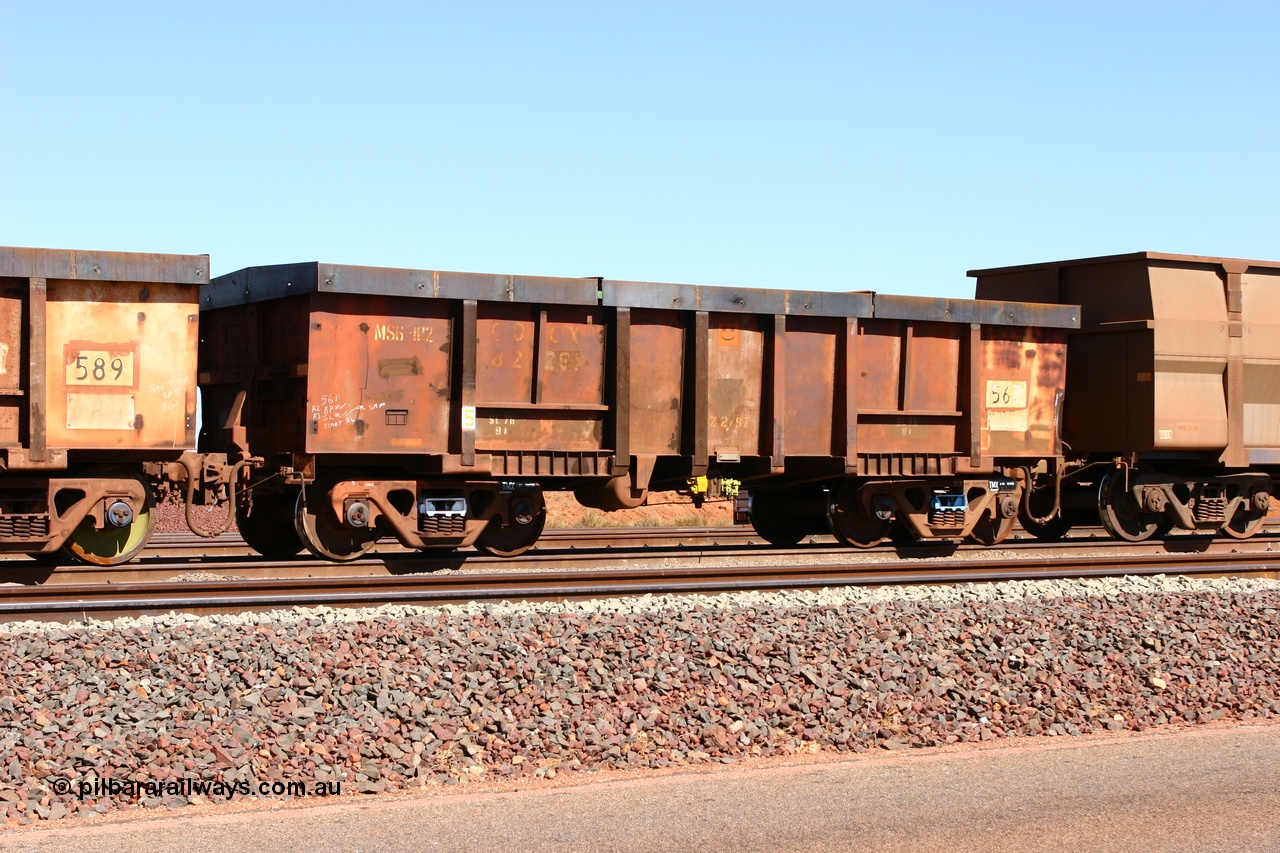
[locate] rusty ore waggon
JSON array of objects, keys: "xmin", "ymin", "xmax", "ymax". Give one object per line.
[
  {"xmin": 973, "ymin": 252, "xmax": 1280, "ymax": 542},
  {"xmin": 0, "ymin": 247, "xmax": 236, "ymax": 566},
  {"xmin": 196, "ymin": 260, "xmax": 1078, "ymax": 560}
]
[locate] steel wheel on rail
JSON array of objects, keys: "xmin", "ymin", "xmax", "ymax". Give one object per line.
[
  {"xmin": 1097, "ymin": 471, "xmax": 1165, "ymax": 542},
  {"xmin": 474, "ymin": 497, "xmax": 546, "ymax": 558},
  {"xmin": 748, "ymin": 492, "xmax": 808, "ymax": 547},
  {"xmin": 1222, "ymin": 498, "xmax": 1268, "ymax": 540},
  {"xmin": 294, "ymin": 481, "xmax": 379, "ymax": 562},
  {"xmin": 237, "ymin": 489, "xmax": 304, "ymax": 557},
  {"xmin": 967, "ymin": 510, "xmax": 1017, "ymax": 546},
  {"xmin": 827, "ymin": 481, "xmax": 891, "ymax": 548},
  {"xmin": 62, "ymin": 466, "xmax": 157, "ymax": 566}
]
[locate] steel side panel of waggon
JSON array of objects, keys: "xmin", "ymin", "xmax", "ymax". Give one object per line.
[
  {"xmin": 603, "ymin": 280, "xmax": 875, "ymax": 464},
  {"xmin": 202, "ymin": 263, "xmax": 602, "ymax": 459},
  {"xmin": 0, "ymin": 247, "xmax": 207, "ymax": 452},
  {"xmin": 862, "ymin": 295, "xmax": 1076, "ymax": 462},
  {"xmin": 971, "ymin": 252, "xmax": 1280, "ymax": 463}
]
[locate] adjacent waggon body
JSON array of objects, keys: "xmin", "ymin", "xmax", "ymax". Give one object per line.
[
  {"xmin": 199, "ymin": 261, "xmax": 1077, "ymax": 558},
  {"xmin": 973, "ymin": 252, "xmax": 1279, "ymax": 541},
  {"xmin": 0, "ymin": 247, "xmax": 233, "ymax": 565}
]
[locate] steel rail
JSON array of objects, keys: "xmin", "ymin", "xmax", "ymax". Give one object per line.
[
  {"xmin": 6, "ymin": 528, "xmax": 1280, "ymax": 587},
  {"xmin": 3, "ymin": 548, "xmax": 1278, "ymax": 623}
]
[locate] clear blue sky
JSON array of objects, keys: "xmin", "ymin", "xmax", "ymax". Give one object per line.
[{"xmin": 3, "ymin": 2, "xmax": 1277, "ymax": 297}]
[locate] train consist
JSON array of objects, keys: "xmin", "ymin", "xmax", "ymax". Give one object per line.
[{"xmin": 0, "ymin": 245, "xmax": 1273, "ymax": 567}]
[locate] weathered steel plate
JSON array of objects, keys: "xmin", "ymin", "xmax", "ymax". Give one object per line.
[
  {"xmin": 207, "ymin": 263, "xmax": 599, "ymax": 310},
  {"xmin": 44, "ymin": 281, "xmax": 199, "ymax": 450},
  {"xmin": 603, "ymin": 279, "xmax": 873, "ymax": 317},
  {"xmin": 872, "ymin": 294, "xmax": 1079, "ymax": 329},
  {"xmin": 0, "ymin": 246, "xmax": 208, "ymax": 284}
]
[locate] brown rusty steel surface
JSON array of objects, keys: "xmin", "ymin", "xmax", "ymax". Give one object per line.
[
  {"xmin": 45, "ymin": 280, "xmax": 199, "ymax": 450},
  {"xmin": 474, "ymin": 302, "xmax": 608, "ymax": 452},
  {"xmin": 706, "ymin": 312, "xmax": 764, "ymax": 459},
  {"xmin": 627, "ymin": 309, "xmax": 686, "ymax": 456},
  {"xmin": 2, "ymin": 544, "xmax": 1278, "ymax": 622},
  {"xmin": 27, "ymin": 277, "xmax": 47, "ymax": 461},
  {"xmin": 307, "ymin": 294, "xmax": 454, "ymax": 454},
  {"xmin": 0, "ymin": 290, "xmax": 22, "ymax": 444},
  {"xmin": 205, "ymin": 264, "xmax": 613, "ymax": 462},
  {"xmin": 980, "ymin": 325, "xmax": 1068, "ymax": 458},
  {"xmin": 0, "ymin": 247, "xmax": 206, "ymax": 456},
  {"xmin": 782, "ymin": 316, "xmax": 840, "ymax": 456},
  {"xmin": 855, "ymin": 318, "xmax": 964, "ymax": 457},
  {"xmin": 204, "ymin": 259, "xmax": 1083, "ymax": 490}
]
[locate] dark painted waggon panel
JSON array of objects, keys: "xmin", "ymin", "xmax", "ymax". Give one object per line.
[{"xmin": 972, "ymin": 252, "xmax": 1280, "ymax": 541}]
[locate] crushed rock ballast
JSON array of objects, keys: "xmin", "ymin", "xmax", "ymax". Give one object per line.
[{"xmin": 2, "ymin": 575, "xmax": 1279, "ymax": 823}]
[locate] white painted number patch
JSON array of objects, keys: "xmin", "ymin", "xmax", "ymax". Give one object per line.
[
  {"xmin": 985, "ymin": 380, "xmax": 1027, "ymax": 409},
  {"xmin": 66, "ymin": 350, "xmax": 135, "ymax": 387}
]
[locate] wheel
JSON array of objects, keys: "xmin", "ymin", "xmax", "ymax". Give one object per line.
[
  {"xmin": 827, "ymin": 481, "xmax": 890, "ymax": 548},
  {"xmin": 967, "ymin": 511, "xmax": 1016, "ymax": 546},
  {"xmin": 1098, "ymin": 472, "xmax": 1165, "ymax": 542},
  {"xmin": 749, "ymin": 492, "xmax": 807, "ymax": 547},
  {"xmin": 474, "ymin": 498, "xmax": 546, "ymax": 558},
  {"xmin": 236, "ymin": 489, "xmax": 304, "ymax": 557},
  {"xmin": 294, "ymin": 484, "xmax": 378, "ymax": 562},
  {"xmin": 1222, "ymin": 503, "xmax": 1266, "ymax": 540},
  {"xmin": 62, "ymin": 466, "xmax": 156, "ymax": 566}
]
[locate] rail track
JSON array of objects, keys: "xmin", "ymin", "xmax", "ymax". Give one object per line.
[
  {"xmin": 4, "ymin": 525, "xmax": 1280, "ymax": 586},
  {"xmin": 2, "ymin": 526, "xmax": 1279, "ymax": 623}
]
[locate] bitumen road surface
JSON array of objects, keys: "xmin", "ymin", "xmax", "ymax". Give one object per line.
[{"xmin": 5, "ymin": 723, "xmax": 1279, "ymax": 852}]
